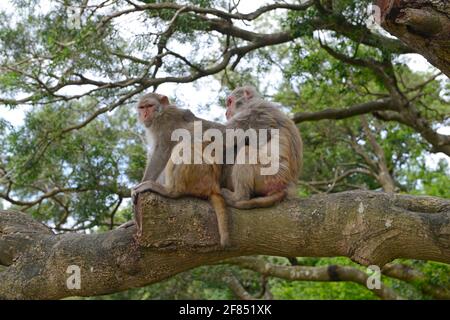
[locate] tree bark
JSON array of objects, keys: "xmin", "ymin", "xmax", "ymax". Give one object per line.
[
  {"xmin": 377, "ymin": 0, "xmax": 450, "ymax": 77},
  {"xmin": 0, "ymin": 190, "xmax": 449, "ymax": 299}
]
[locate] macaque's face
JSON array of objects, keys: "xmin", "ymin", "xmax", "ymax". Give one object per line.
[
  {"xmin": 225, "ymin": 88, "xmax": 255, "ymax": 120},
  {"xmin": 137, "ymin": 94, "xmax": 170, "ymax": 126},
  {"xmin": 225, "ymin": 95, "xmax": 236, "ymax": 120},
  {"xmin": 138, "ymin": 97, "xmax": 159, "ymax": 124}
]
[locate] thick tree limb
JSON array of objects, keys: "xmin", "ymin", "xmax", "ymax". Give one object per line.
[
  {"xmin": 377, "ymin": 0, "xmax": 450, "ymax": 77},
  {"xmin": 0, "ymin": 190, "xmax": 449, "ymax": 299}
]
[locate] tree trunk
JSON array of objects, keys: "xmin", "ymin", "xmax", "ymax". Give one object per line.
[
  {"xmin": 0, "ymin": 190, "xmax": 449, "ymax": 299},
  {"xmin": 377, "ymin": 0, "xmax": 450, "ymax": 77}
]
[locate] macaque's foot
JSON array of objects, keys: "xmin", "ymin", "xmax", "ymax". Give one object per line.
[
  {"xmin": 132, "ymin": 180, "xmax": 175, "ymax": 204},
  {"xmin": 220, "ymin": 187, "xmax": 232, "ymax": 198},
  {"xmin": 131, "ymin": 186, "xmax": 141, "ymax": 205},
  {"xmin": 132, "ymin": 181, "xmax": 157, "ymax": 204},
  {"xmin": 132, "ymin": 181, "xmax": 152, "ymax": 194},
  {"xmin": 118, "ymin": 220, "xmax": 135, "ymax": 229},
  {"xmin": 221, "ymin": 188, "xmax": 238, "ymax": 206}
]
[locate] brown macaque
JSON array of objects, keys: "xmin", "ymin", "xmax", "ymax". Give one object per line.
[
  {"xmin": 222, "ymin": 85, "xmax": 303, "ymax": 209},
  {"xmin": 138, "ymin": 93, "xmax": 194, "ymax": 183},
  {"xmin": 132, "ymin": 93, "xmax": 230, "ymax": 247}
]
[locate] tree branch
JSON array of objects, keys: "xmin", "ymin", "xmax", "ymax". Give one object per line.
[
  {"xmin": 224, "ymin": 256, "xmax": 401, "ymax": 300},
  {"xmin": 360, "ymin": 116, "xmax": 396, "ymax": 193},
  {"xmin": 382, "ymin": 262, "xmax": 450, "ymax": 299},
  {"xmin": 292, "ymin": 98, "xmax": 395, "ymax": 123}
]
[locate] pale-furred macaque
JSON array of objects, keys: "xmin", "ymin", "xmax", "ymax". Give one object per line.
[
  {"xmin": 132, "ymin": 93, "xmax": 230, "ymax": 247},
  {"xmin": 221, "ymin": 85, "xmax": 303, "ymax": 209}
]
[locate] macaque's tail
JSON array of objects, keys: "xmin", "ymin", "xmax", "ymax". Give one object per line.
[
  {"xmin": 232, "ymin": 190, "xmax": 287, "ymax": 210},
  {"xmin": 210, "ymin": 193, "xmax": 230, "ymax": 247}
]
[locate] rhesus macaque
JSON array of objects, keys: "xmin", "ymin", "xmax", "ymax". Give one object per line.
[
  {"xmin": 132, "ymin": 93, "xmax": 230, "ymax": 247},
  {"xmin": 222, "ymin": 85, "xmax": 303, "ymax": 209}
]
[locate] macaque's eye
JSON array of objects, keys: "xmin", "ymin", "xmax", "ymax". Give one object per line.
[{"xmin": 139, "ymin": 104, "xmax": 154, "ymax": 109}]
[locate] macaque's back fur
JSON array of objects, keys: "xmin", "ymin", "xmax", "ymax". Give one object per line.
[{"xmin": 226, "ymin": 98, "xmax": 303, "ymax": 197}]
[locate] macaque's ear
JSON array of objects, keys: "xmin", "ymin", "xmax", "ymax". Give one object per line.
[
  {"xmin": 226, "ymin": 96, "xmax": 234, "ymax": 108},
  {"xmin": 244, "ymin": 88, "xmax": 254, "ymax": 101},
  {"xmin": 159, "ymin": 95, "xmax": 170, "ymax": 108}
]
